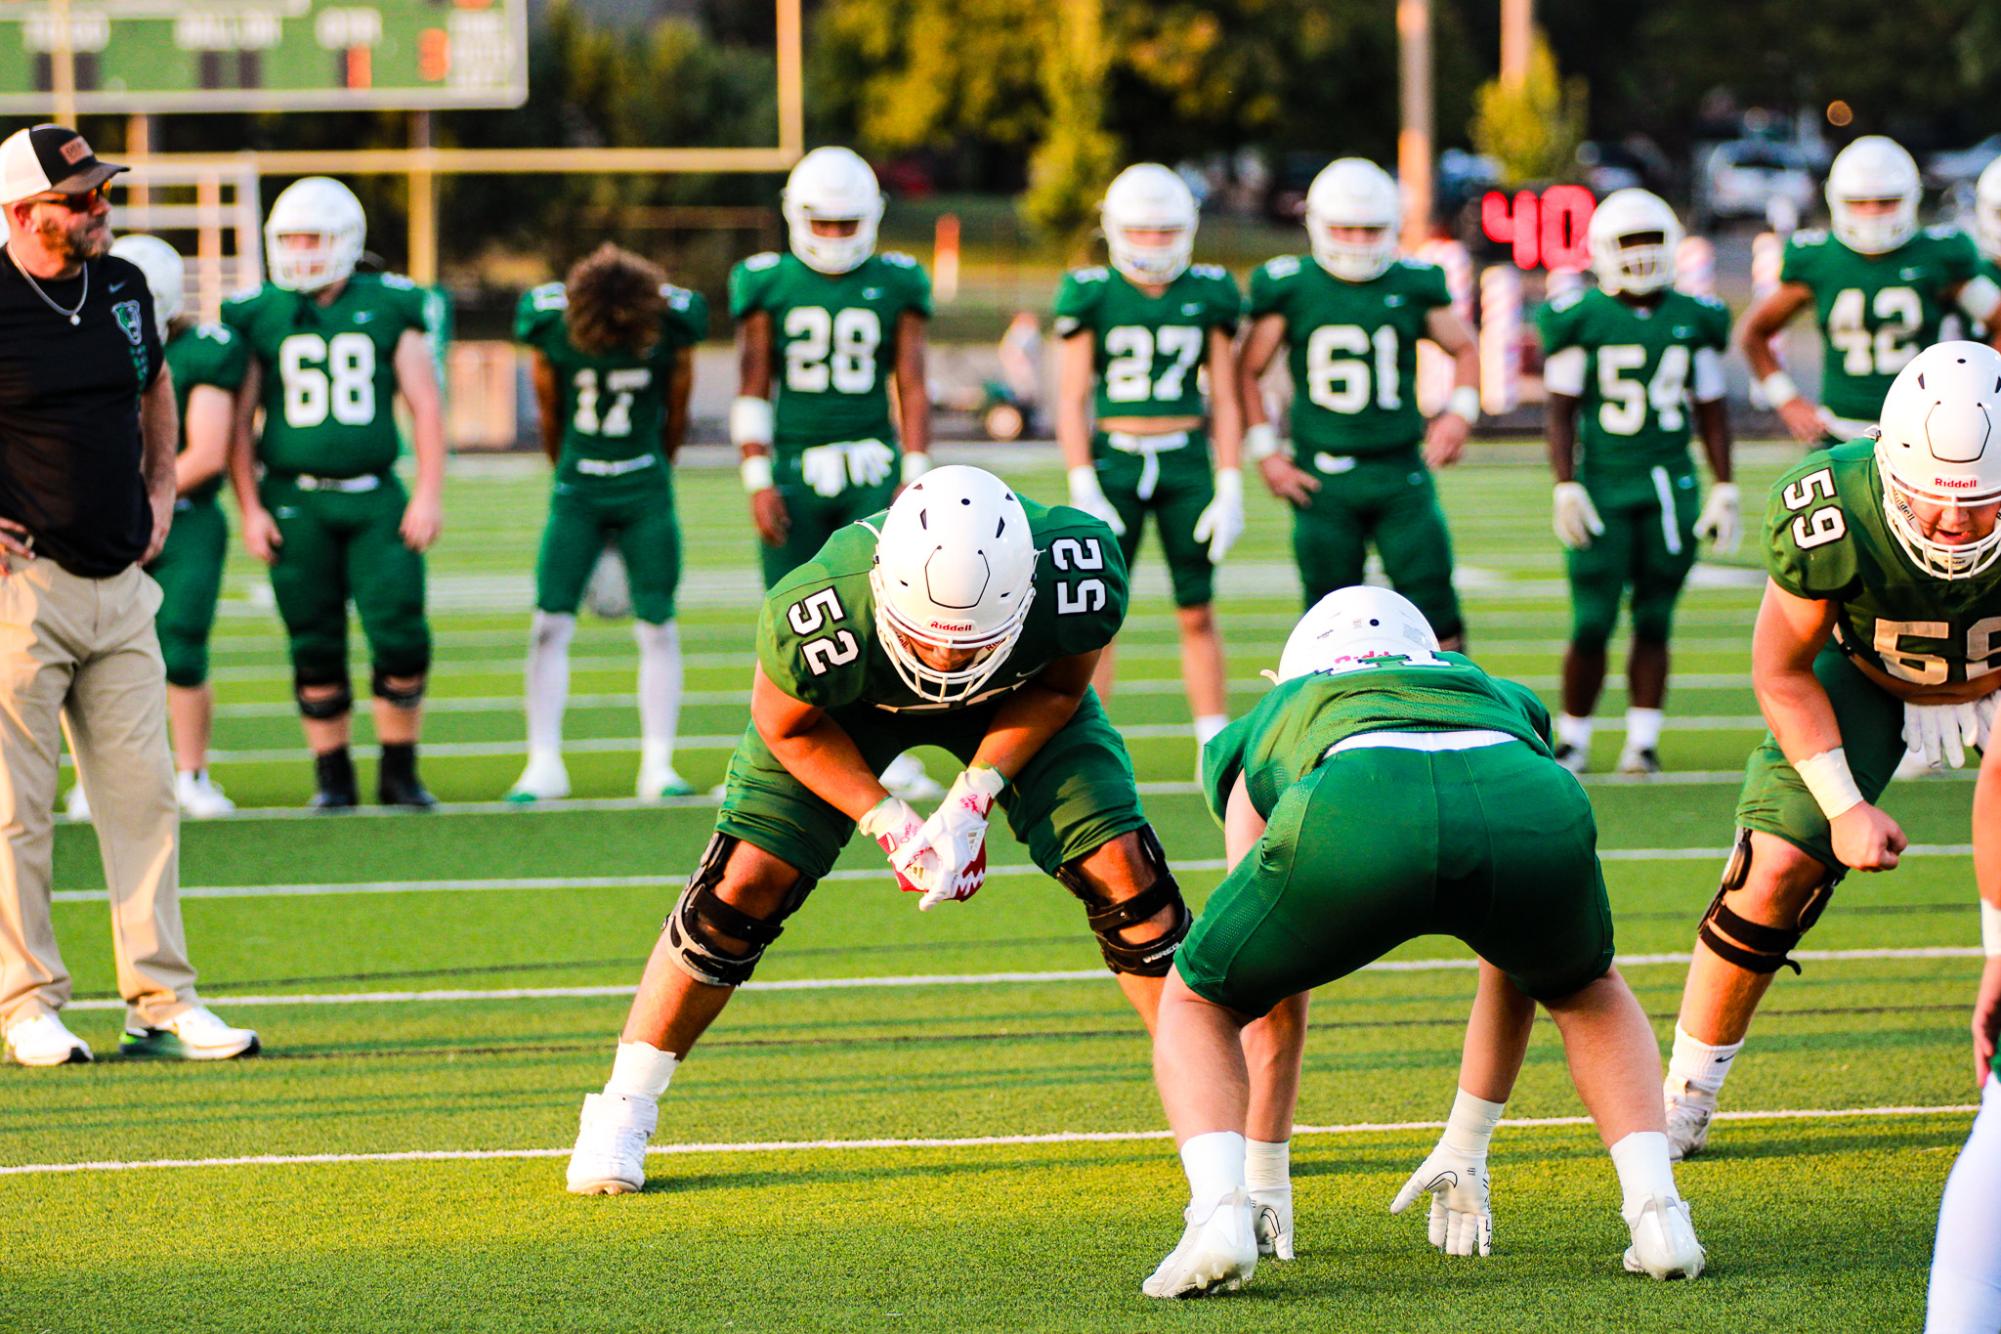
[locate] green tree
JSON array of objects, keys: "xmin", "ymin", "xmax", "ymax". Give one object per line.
[
  {"xmin": 1470, "ymin": 29, "xmax": 1587, "ymax": 186},
  {"xmin": 1021, "ymin": 0, "xmax": 1121, "ymax": 240}
]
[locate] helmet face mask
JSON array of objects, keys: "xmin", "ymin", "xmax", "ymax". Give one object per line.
[
  {"xmin": 1874, "ymin": 341, "xmax": 2001, "ymax": 580},
  {"xmin": 783, "ymin": 147, "xmax": 883, "ymax": 276},
  {"xmin": 1277, "ymin": 586, "xmax": 1439, "ymax": 681},
  {"xmin": 1588, "ymin": 189, "xmax": 1682, "ymax": 296},
  {"xmin": 1305, "ymin": 158, "xmax": 1401, "ymax": 282},
  {"xmin": 1102, "ymin": 163, "xmax": 1197, "ymax": 286},
  {"xmin": 1825, "ymin": 136, "xmax": 1920, "ymax": 256},
  {"xmin": 264, "ymin": 176, "xmax": 365, "ymax": 293}
]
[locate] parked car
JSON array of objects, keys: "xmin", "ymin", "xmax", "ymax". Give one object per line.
[
  {"xmin": 1694, "ymin": 139, "xmax": 1816, "ymax": 228},
  {"xmin": 1924, "ymin": 134, "xmax": 2001, "ymax": 191}
]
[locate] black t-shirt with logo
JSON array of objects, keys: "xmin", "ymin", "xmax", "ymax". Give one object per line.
[{"xmin": 0, "ymin": 249, "xmax": 164, "ymax": 577}]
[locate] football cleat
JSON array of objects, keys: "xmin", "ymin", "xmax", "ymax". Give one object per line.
[
  {"xmin": 1622, "ymin": 1195, "xmax": 1706, "ymax": 1280},
  {"xmin": 310, "ymin": 749, "xmax": 360, "ymax": 811},
  {"xmin": 879, "ymin": 752, "xmax": 944, "ymax": 803},
  {"xmin": 121, "ymin": 1006, "xmax": 260, "ymax": 1061},
  {"xmin": 1616, "ymin": 746, "xmax": 1662, "ymax": 776},
  {"xmin": 5, "ymin": 1012, "xmax": 92, "ymax": 1066},
  {"xmin": 636, "ymin": 759, "xmax": 695, "ymax": 801},
  {"xmin": 176, "ymin": 770, "xmax": 236, "ymax": 818},
  {"xmin": 1143, "ymin": 1193, "xmax": 1258, "ymax": 1299},
  {"xmin": 1250, "ymin": 1184, "xmax": 1295, "ymax": 1261},
  {"xmin": 64, "ymin": 784, "xmax": 91, "ymax": 822},
  {"xmin": 1663, "ymin": 1081, "xmax": 1715, "ymax": 1162},
  {"xmin": 566, "ymin": 1092, "xmax": 657, "ymax": 1195},
  {"xmin": 506, "ymin": 753, "xmax": 571, "ymax": 804},
  {"xmin": 1554, "ymin": 743, "xmax": 1589, "ymax": 775}
]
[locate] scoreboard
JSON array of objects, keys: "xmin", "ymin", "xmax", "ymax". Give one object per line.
[{"xmin": 0, "ymin": 0, "xmax": 528, "ymax": 113}]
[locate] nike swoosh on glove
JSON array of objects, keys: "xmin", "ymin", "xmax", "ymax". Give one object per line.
[
  {"xmin": 895, "ymin": 766, "xmax": 1005, "ymax": 910},
  {"xmin": 1390, "ymin": 1143, "xmax": 1493, "ymax": 1257},
  {"xmin": 859, "ymin": 795, "xmax": 934, "ymax": 895}
]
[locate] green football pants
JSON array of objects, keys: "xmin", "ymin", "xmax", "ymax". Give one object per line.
[
  {"xmin": 1290, "ymin": 443, "xmax": 1463, "ymax": 641},
  {"xmin": 1176, "ymin": 738, "xmax": 1615, "ymax": 1017},
  {"xmin": 1093, "ymin": 429, "xmax": 1217, "ymax": 608},
  {"xmin": 260, "ymin": 472, "xmax": 431, "ymax": 687},
  {"xmin": 1566, "ymin": 468, "xmax": 1700, "ymax": 651},
  {"xmin": 146, "ymin": 497, "xmax": 227, "ymax": 688},
  {"xmin": 536, "ymin": 470, "xmax": 683, "ymax": 624}
]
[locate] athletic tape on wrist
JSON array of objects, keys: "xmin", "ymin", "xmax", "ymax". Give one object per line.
[
  {"xmin": 1442, "ymin": 1087, "xmax": 1506, "ymax": 1157},
  {"xmin": 728, "ymin": 395, "xmax": 773, "ymax": 449},
  {"xmin": 1760, "ymin": 370, "xmax": 1801, "ymax": 408},
  {"xmin": 739, "ymin": 452, "xmax": 774, "ymax": 494},
  {"xmin": 1983, "ymin": 900, "xmax": 2001, "ymax": 957},
  {"xmin": 1447, "ymin": 385, "xmax": 1481, "ymax": 425},
  {"xmin": 1213, "ymin": 466, "xmax": 1243, "ymax": 500},
  {"xmin": 1244, "ymin": 422, "xmax": 1280, "ymax": 462},
  {"xmin": 1794, "ymin": 747, "xmax": 1864, "ymax": 820}
]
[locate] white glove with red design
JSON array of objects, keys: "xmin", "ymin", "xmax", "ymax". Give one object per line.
[
  {"xmin": 895, "ymin": 766, "xmax": 1006, "ymax": 910},
  {"xmin": 859, "ymin": 796, "xmax": 935, "ymax": 895}
]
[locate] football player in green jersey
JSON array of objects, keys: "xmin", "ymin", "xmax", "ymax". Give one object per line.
[
  {"xmin": 730, "ymin": 146, "xmax": 941, "ymax": 800},
  {"xmin": 1975, "ymin": 156, "xmax": 2001, "ymax": 295},
  {"xmin": 506, "ymin": 243, "xmax": 707, "ymax": 804},
  {"xmin": 1141, "ymin": 587, "xmax": 1703, "ymax": 1298},
  {"xmin": 224, "ymin": 177, "xmax": 446, "ymax": 810},
  {"xmin": 564, "ymin": 467, "xmax": 1237, "ymax": 1195},
  {"xmin": 1740, "ymin": 136, "xmax": 2001, "ymax": 446},
  {"xmin": 1238, "ymin": 158, "xmax": 1481, "ymax": 649},
  {"xmin": 1055, "ymin": 163, "xmax": 1245, "ymax": 756},
  {"xmin": 91, "ymin": 234, "xmax": 244, "ymax": 819},
  {"xmin": 1662, "ymin": 342, "xmax": 2001, "ymax": 1161},
  {"xmin": 1537, "ymin": 190, "xmax": 1738, "ymax": 776}
]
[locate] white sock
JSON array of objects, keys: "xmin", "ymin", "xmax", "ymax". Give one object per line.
[
  {"xmin": 634, "ymin": 619, "xmax": 682, "ymax": 763},
  {"xmin": 1625, "ymin": 707, "xmax": 1665, "ymax": 752},
  {"xmin": 1929, "ymin": 1074, "xmax": 2001, "ymax": 1330},
  {"xmin": 1245, "ymin": 1138, "xmax": 1289, "ymax": 1192},
  {"xmin": 1179, "ymin": 1130, "xmax": 1247, "ymax": 1206},
  {"xmin": 1609, "ymin": 1130, "xmax": 1679, "ymax": 1215},
  {"xmin": 1667, "ymin": 1025, "xmax": 1743, "ymax": 1097},
  {"xmin": 525, "ymin": 611, "xmax": 576, "ymax": 754},
  {"xmin": 1557, "ymin": 713, "xmax": 1593, "ymax": 751},
  {"xmin": 605, "ymin": 1040, "xmax": 678, "ymax": 1101},
  {"xmin": 1441, "ymin": 1087, "xmax": 1507, "ymax": 1159},
  {"xmin": 1194, "ymin": 713, "xmax": 1231, "ymax": 746}
]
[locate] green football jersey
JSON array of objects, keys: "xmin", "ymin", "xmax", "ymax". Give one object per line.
[
  {"xmin": 514, "ymin": 280, "xmax": 709, "ymax": 475},
  {"xmin": 1202, "ymin": 651, "xmax": 1553, "ymax": 823},
  {"xmin": 728, "ymin": 250, "xmax": 932, "ymax": 450},
  {"xmin": 1780, "ymin": 225, "xmax": 1981, "ymax": 422},
  {"xmin": 758, "ymin": 497, "xmax": 1127, "ymax": 717},
  {"xmin": 165, "ymin": 321, "xmax": 249, "ymax": 504},
  {"xmin": 1765, "ymin": 441, "xmax": 2001, "ymax": 686},
  {"xmin": 223, "ymin": 273, "xmax": 433, "ymax": 477},
  {"xmin": 1535, "ymin": 287, "xmax": 1730, "ymax": 484},
  {"xmin": 1051, "ymin": 264, "xmax": 1242, "ymax": 420},
  {"xmin": 1247, "ymin": 255, "xmax": 1453, "ymax": 454}
]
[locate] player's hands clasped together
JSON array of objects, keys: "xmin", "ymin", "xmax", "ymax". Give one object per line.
[
  {"xmin": 1903, "ymin": 699, "xmax": 1995, "ymax": 770},
  {"xmin": 1390, "ymin": 1140, "xmax": 1494, "ymax": 1257},
  {"xmin": 897, "ymin": 766, "xmax": 1005, "ymax": 910},
  {"xmin": 860, "ymin": 795, "xmax": 933, "ymax": 891}
]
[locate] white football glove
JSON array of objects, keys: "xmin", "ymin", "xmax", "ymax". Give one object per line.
[
  {"xmin": 1250, "ymin": 1184, "xmax": 1295, "ymax": 1261},
  {"xmin": 1067, "ymin": 466, "xmax": 1127, "ymax": 537},
  {"xmin": 895, "ymin": 766, "xmax": 1005, "ymax": 910},
  {"xmin": 1903, "ymin": 699, "xmax": 1992, "ymax": 771},
  {"xmin": 847, "ymin": 439, "xmax": 896, "ymax": 489},
  {"xmin": 859, "ymin": 796, "xmax": 935, "ymax": 895},
  {"xmin": 1552, "ymin": 481, "xmax": 1605, "ymax": 550},
  {"xmin": 1191, "ymin": 468, "xmax": 1245, "ymax": 564},
  {"xmin": 1390, "ymin": 1141, "xmax": 1492, "ymax": 1257},
  {"xmin": 1694, "ymin": 481, "xmax": 1741, "ymax": 554}
]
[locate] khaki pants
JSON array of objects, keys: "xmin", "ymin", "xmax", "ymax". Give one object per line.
[{"xmin": 0, "ymin": 559, "xmax": 194, "ymax": 1030}]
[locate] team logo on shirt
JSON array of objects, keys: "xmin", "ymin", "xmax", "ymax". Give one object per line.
[{"xmin": 112, "ymin": 299, "xmax": 144, "ymax": 346}]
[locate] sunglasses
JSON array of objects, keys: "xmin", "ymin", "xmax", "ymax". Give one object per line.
[{"xmin": 28, "ymin": 183, "xmax": 111, "ymax": 213}]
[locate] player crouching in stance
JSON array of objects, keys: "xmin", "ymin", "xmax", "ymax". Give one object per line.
[
  {"xmin": 508, "ymin": 244, "xmax": 707, "ymax": 802},
  {"xmin": 1664, "ymin": 341, "xmax": 2001, "ymax": 1160},
  {"xmin": 1538, "ymin": 189, "xmax": 1738, "ymax": 775},
  {"xmin": 565, "ymin": 465, "xmax": 1209, "ymax": 1193},
  {"xmin": 1142, "ymin": 587, "xmax": 1703, "ymax": 1298}
]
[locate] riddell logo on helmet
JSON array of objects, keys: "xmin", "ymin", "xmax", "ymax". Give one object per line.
[
  {"xmin": 928, "ymin": 618, "xmax": 974, "ymax": 632},
  {"xmin": 1935, "ymin": 476, "xmax": 1978, "ymax": 489}
]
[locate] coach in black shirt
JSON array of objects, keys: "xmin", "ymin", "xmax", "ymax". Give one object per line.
[{"xmin": 0, "ymin": 124, "xmax": 257, "ymax": 1067}]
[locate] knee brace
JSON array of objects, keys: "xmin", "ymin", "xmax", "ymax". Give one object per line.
[
  {"xmin": 1696, "ymin": 828, "xmax": 1838, "ymax": 976},
  {"xmin": 294, "ymin": 669, "xmax": 353, "ymax": 720},
  {"xmin": 663, "ymin": 833, "xmax": 815, "ymax": 988},
  {"xmin": 371, "ymin": 666, "xmax": 427, "ymax": 709},
  {"xmin": 1055, "ymin": 826, "xmax": 1191, "ymax": 977}
]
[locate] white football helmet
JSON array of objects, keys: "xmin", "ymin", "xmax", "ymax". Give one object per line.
[
  {"xmin": 1825, "ymin": 136, "xmax": 1920, "ymax": 256},
  {"xmin": 1102, "ymin": 164, "xmax": 1197, "ymax": 286},
  {"xmin": 1875, "ymin": 342, "xmax": 2001, "ymax": 579},
  {"xmin": 1588, "ymin": 188, "xmax": 1682, "ymax": 296},
  {"xmin": 782, "ymin": 147, "xmax": 883, "ymax": 276},
  {"xmin": 870, "ymin": 465, "xmax": 1039, "ymax": 703},
  {"xmin": 109, "ymin": 233, "xmax": 185, "ymax": 338},
  {"xmin": 1975, "ymin": 156, "xmax": 2001, "ymax": 263},
  {"xmin": 264, "ymin": 176, "xmax": 365, "ymax": 292},
  {"xmin": 1277, "ymin": 586, "xmax": 1439, "ymax": 681},
  {"xmin": 1305, "ymin": 158, "xmax": 1402, "ymax": 282}
]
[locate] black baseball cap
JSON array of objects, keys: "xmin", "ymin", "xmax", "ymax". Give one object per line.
[{"xmin": 0, "ymin": 124, "xmax": 127, "ymax": 206}]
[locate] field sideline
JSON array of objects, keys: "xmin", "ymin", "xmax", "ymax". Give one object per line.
[{"xmin": 4, "ymin": 444, "xmax": 1986, "ymax": 1331}]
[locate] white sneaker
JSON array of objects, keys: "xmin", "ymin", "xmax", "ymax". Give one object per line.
[
  {"xmin": 880, "ymin": 752, "xmax": 944, "ymax": 803},
  {"xmin": 176, "ymin": 770, "xmax": 236, "ymax": 818},
  {"xmin": 1553, "ymin": 743, "xmax": 1588, "ymax": 775},
  {"xmin": 635, "ymin": 760, "xmax": 694, "ymax": 801},
  {"xmin": 64, "ymin": 784, "xmax": 91, "ymax": 822},
  {"xmin": 1664, "ymin": 1081, "xmax": 1716, "ymax": 1162},
  {"xmin": 1622, "ymin": 1194, "xmax": 1706, "ymax": 1280},
  {"xmin": 1142, "ymin": 1192, "xmax": 1258, "ymax": 1298},
  {"xmin": 120, "ymin": 1005, "xmax": 260, "ymax": 1060},
  {"xmin": 5, "ymin": 1012, "xmax": 92, "ymax": 1066},
  {"xmin": 1250, "ymin": 1183, "xmax": 1295, "ymax": 1260},
  {"xmin": 566, "ymin": 1092, "xmax": 657, "ymax": 1195},
  {"xmin": 1615, "ymin": 746, "xmax": 1662, "ymax": 776},
  {"xmin": 1894, "ymin": 746, "xmax": 1934, "ymax": 780},
  {"xmin": 506, "ymin": 753, "xmax": 571, "ymax": 804}
]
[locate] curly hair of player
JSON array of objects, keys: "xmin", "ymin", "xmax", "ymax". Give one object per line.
[{"xmin": 564, "ymin": 242, "xmax": 669, "ymax": 357}]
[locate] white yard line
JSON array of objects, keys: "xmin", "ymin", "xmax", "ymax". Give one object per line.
[{"xmin": 0, "ymin": 1103, "xmax": 1974, "ymax": 1178}]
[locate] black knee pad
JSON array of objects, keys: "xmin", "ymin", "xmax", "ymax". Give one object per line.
[
  {"xmin": 371, "ymin": 666, "xmax": 427, "ymax": 709},
  {"xmin": 662, "ymin": 833, "xmax": 815, "ymax": 988},
  {"xmin": 1055, "ymin": 826, "xmax": 1191, "ymax": 977},
  {"xmin": 294, "ymin": 670, "xmax": 353, "ymax": 720},
  {"xmin": 1696, "ymin": 827, "xmax": 1839, "ymax": 976}
]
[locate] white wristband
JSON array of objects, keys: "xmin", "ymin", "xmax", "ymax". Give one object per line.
[
  {"xmin": 1440, "ymin": 1087, "xmax": 1507, "ymax": 1159},
  {"xmin": 1067, "ymin": 465, "xmax": 1104, "ymax": 498},
  {"xmin": 729, "ymin": 395, "xmax": 774, "ymax": 449},
  {"xmin": 1244, "ymin": 422, "xmax": 1280, "ymax": 462},
  {"xmin": 1213, "ymin": 466, "xmax": 1243, "ymax": 501},
  {"xmin": 1447, "ymin": 385, "xmax": 1482, "ymax": 425},
  {"xmin": 1982, "ymin": 901, "xmax": 2001, "ymax": 957},
  {"xmin": 1760, "ymin": 371, "xmax": 1801, "ymax": 408},
  {"xmin": 901, "ymin": 451, "xmax": 932, "ymax": 485},
  {"xmin": 739, "ymin": 452, "xmax": 774, "ymax": 494},
  {"xmin": 1794, "ymin": 747, "xmax": 1864, "ymax": 820}
]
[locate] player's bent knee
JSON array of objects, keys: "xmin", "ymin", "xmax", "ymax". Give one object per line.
[
  {"xmin": 663, "ymin": 833, "xmax": 815, "ymax": 988},
  {"xmin": 1056, "ymin": 827, "xmax": 1191, "ymax": 977},
  {"xmin": 161, "ymin": 636, "xmax": 208, "ymax": 689},
  {"xmin": 294, "ymin": 670, "xmax": 354, "ymax": 720},
  {"xmin": 371, "ymin": 667, "xmax": 427, "ymax": 709},
  {"xmin": 1696, "ymin": 828, "xmax": 1838, "ymax": 976}
]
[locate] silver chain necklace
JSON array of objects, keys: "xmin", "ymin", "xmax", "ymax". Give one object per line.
[{"xmin": 4, "ymin": 246, "xmax": 87, "ymax": 326}]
